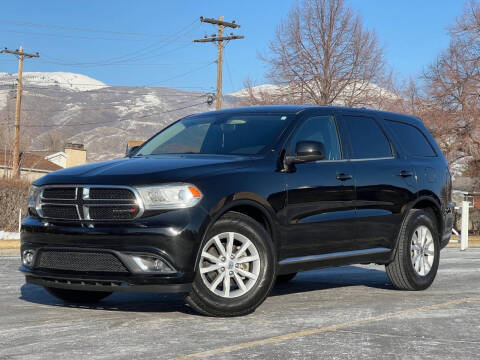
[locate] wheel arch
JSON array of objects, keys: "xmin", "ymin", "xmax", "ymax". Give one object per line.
[{"xmin": 398, "ymin": 195, "xmax": 443, "ymax": 245}]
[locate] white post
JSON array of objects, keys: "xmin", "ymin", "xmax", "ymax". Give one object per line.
[
  {"xmin": 18, "ymin": 208, "xmax": 22, "ymax": 233},
  {"xmin": 461, "ymin": 201, "xmax": 469, "ymax": 251}
]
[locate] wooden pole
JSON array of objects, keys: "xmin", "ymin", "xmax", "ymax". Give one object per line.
[
  {"xmin": 194, "ymin": 16, "xmax": 243, "ymax": 110},
  {"xmin": 216, "ymin": 16, "xmax": 224, "ymax": 110},
  {"xmin": 12, "ymin": 46, "xmax": 24, "ymax": 178},
  {"xmin": 0, "ymin": 47, "xmax": 39, "ymax": 178}
]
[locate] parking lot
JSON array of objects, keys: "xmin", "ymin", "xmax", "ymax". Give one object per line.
[{"xmin": 1, "ymin": 248, "xmax": 479, "ymax": 359}]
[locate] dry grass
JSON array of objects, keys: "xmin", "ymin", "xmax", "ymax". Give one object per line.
[{"xmin": 0, "ymin": 178, "xmax": 31, "ymax": 231}]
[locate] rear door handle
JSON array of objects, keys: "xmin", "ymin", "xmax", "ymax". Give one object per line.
[
  {"xmin": 336, "ymin": 173, "xmax": 353, "ymax": 181},
  {"xmin": 397, "ymin": 170, "xmax": 413, "ymax": 178}
]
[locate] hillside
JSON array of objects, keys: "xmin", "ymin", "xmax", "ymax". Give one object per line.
[{"xmin": 0, "ymin": 72, "xmax": 237, "ymax": 162}]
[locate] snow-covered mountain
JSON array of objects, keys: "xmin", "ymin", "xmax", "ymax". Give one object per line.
[
  {"xmin": 229, "ymin": 84, "xmax": 283, "ymax": 98},
  {"xmin": 0, "ymin": 72, "xmax": 107, "ymax": 92},
  {"xmin": 228, "ymin": 81, "xmax": 398, "ymax": 104}
]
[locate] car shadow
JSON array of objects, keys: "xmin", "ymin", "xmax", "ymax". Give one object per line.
[
  {"xmin": 270, "ymin": 265, "xmax": 393, "ymax": 297},
  {"xmin": 19, "ymin": 265, "xmax": 392, "ymax": 313}
]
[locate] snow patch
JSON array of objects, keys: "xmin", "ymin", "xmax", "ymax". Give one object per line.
[
  {"xmin": 0, "ymin": 72, "xmax": 107, "ymax": 92},
  {"xmin": 228, "ymin": 84, "xmax": 283, "ymax": 98},
  {"xmin": 0, "ymin": 231, "xmax": 19, "ymax": 240}
]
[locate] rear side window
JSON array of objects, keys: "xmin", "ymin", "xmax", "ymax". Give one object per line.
[
  {"xmin": 385, "ymin": 120, "xmax": 437, "ymax": 157},
  {"xmin": 343, "ymin": 116, "xmax": 392, "ymax": 159}
]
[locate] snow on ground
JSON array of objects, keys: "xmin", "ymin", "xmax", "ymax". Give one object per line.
[
  {"xmin": 0, "ymin": 231, "xmax": 20, "ymax": 240},
  {"xmin": 0, "ymin": 72, "xmax": 108, "ymax": 92}
]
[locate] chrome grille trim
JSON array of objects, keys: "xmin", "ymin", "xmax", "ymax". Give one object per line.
[{"xmin": 37, "ymin": 185, "xmax": 144, "ymax": 221}]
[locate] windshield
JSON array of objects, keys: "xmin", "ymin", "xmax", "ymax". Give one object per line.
[{"xmin": 136, "ymin": 113, "xmax": 292, "ymax": 156}]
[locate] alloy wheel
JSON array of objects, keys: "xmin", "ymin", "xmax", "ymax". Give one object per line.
[
  {"xmin": 199, "ymin": 232, "xmax": 261, "ymax": 298},
  {"xmin": 410, "ymin": 225, "xmax": 435, "ymax": 276}
]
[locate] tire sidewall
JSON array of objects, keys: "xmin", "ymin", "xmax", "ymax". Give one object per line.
[
  {"xmin": 191, "ymin": 213, "xmax": 276, "ymax": 314},
  {"xmin": 401, "ymin": 211, "xmax": 440, "ymax": 290}
]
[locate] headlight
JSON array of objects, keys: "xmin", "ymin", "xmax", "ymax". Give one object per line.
[
  {"xmin": 28, "ymin": 185, "xmax": 41, "ymax": 214},
  {"xmin": 136, "ymin": 184, "xmax": 203, "ymax": 210}
]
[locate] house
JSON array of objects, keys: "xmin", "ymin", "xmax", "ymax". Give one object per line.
[
  {"xmin": 0, "ymin": 151, "xmax": 63, "ymax": 181},
  {"xmin": 0, "ymin": 143, "xmax": 87, "ymax": 181},
  {"xmin": 43, "ymin": 143, "xmax": 87, "ymax": 168}
]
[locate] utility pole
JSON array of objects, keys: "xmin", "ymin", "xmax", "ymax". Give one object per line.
[
  {"xmin": 194, "ymin": 16, "xmax": 244, "ymax": 110},
  {"xmin": 1, "ymin": 46, "xmax": 39, "ymax": 178}
]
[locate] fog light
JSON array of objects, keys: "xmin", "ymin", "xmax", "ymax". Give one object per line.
[
  {"xmin": 131, "ymin": 255, "xmax": 175, "ymax": 274},
  {"xmin": 22, "ymin": 250, "xmax": 35, "ymax": 266}
]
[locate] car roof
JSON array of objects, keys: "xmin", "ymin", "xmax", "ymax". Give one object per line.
[{"xmin": 207, "ymin": 105, "xmax": 423, "ymax": 125}]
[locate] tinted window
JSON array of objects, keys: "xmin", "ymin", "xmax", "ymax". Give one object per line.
[
  {"xmin": 385, "ymin": 120, "xmax": 437, "ymax": 157},
  {"xmin": 290, "ymin": 115, "xmax": 342, "ymax": 160},
  {"xmin": 344, "ymin": 116, "xmax": 392, "ymax": 159},
  {"xmin": 136, "ymin": 113, "xmax": 292, "ymax": 156}
]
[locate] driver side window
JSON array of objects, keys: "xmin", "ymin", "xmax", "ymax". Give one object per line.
[{"xmin": 290, "ymin": 115, "xmax": 342, "ymax": 161}]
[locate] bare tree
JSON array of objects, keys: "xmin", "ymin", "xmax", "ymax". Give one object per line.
[
  {"xmin": 249, "ymin": 0, "xmax": 387, "ymax": 106},
  {"xmin": 423, "ymin": 0, "xmax": 480, "ymax": 169}
]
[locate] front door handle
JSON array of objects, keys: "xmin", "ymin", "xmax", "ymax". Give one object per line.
[
  {"xmin": 397, "ymin": 170, "xmax": 413, "ymax": 178},
  {"xmin": 336, "ymin": 173, "xmax": 353, "ymax": 181}
]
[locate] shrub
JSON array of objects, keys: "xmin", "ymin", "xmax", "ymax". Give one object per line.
[{"xmin": 0, "ymin": 178, "xmax": 31, "ymax": 232}]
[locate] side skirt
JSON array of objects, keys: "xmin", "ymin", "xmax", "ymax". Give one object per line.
[{"xmin": 277, "ymin": 247, "xmax": 392, "ymax": 275}]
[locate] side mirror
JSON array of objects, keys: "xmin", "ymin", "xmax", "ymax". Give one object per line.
[
  {"xmin": 125, "ymin": 145, "xmax": 140, "ymax": 157},
  {"xmin": 285, "ymin": 141, "xmax": 326, "ymax": 165}
]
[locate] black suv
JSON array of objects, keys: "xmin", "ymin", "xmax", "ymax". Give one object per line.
[{"xmin": 21, "ymin": 106, "xmax": 454, "ymax": 316}]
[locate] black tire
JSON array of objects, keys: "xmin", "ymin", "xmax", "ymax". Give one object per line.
[
  {"xmin": 276, "ymin": 273, "xmax": 297, "ymax": 284},
  {"xmin": 45, "ymin": 287, "xmax": 112, "ymax": 303},
  {"xmin": 185, "ymin": 211, "xmax": 277, "ymax": 317},
  {"xmin": 386, "ymin": 209, "xmax": 440, "ymax": 291}
]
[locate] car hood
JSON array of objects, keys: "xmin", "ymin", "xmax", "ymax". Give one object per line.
[{"xmin": 35, "ymin": 154, "xmax": 255, "ymax": 186}]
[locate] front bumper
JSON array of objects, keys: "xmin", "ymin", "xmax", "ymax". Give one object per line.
[
  {"xmin": 20, "ymin": 208, "xmax": 208, "ymax": 293},
  {"xmin": 21, "ymin": 267, "xmax": 192, "ymax": 293}
]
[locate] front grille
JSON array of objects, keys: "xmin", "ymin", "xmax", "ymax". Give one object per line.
[
  {"xmin": 42, "ymin": 187, "xmax": 76, "ymax": 200},
  {"xmin": 38, "ymin": 186, "xmax": 142, "ymax": 221},
  {"xmin": 89, "ymin": 188, "xmax": 136, "ymax": 200},
  {"xmin": 37, "ymin": 250, "xmax": 129, "ymax": 273},
  {"xmin": 89, "ymin": 206, "xmax": 138, "ymax": 220},
  {"xmin": 42, "ymin": 205, "xmax": 78, "ymax": 219}
]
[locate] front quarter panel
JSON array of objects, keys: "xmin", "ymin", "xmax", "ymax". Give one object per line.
[{"xmin": 191, "ymin": 155, "xmax": 287, "ymax": 252}]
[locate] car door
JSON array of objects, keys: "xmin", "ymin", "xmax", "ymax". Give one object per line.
[
  {"xmin": 341, "ymin": 113, "xmax": 417, "ymax": 251},
  {"xmin": 282, "ymin": 111, "xmax": 357, "ymax": 259}
]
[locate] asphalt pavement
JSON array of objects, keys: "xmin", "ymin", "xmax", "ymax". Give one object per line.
[{"xmin": 0, "ymin": 249, "xmax": 479, "ymax": 359}]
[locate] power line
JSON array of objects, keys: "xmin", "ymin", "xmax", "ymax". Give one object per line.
[
  {"xmin": 19, "ymin": 93, "xmax": 209, "ymax": 111},
  {"xmin": 0, "ymin": 20, "xmax": 193, "ymax": 38},
  {"xmin": 0, "ymin": 62, "xmax": 215, "ymax": 90},
  {"xmin": 0, "ymin": 99, "xmax": 210, "ymax": 128},
  {"xmin": 32, "ymin": 20, "xmax": 200, "ymax": 67},
  {"xmin": 0, "ymin": 28, "xmax": 158, "ymax": 42}
]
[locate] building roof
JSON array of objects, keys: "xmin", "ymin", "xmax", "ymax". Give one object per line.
[
  {"xmin": 0, "ymin": 151, "xmax": 63, "ymax": 172},
  {"xmin": 44, "ymin": 151, "xmax": 67, "ymax": 161}
]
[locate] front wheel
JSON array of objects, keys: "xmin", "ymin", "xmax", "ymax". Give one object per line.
[
  {"xmin": 45, "ymin": 287, "xmax": 112, "ymax": 303},
  {"xmin": 386, "ymin": 209, "xmax": 440, "ymax": 290},
  {"xmin": 185, "ymin": 212, "xmax": 276, "ymax": 317}
]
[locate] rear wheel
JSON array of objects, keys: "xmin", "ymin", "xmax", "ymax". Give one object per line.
[
  {"xmin": 386, "ymin": 209, "xmax": 440, "ymax": 290},
  {"xmin": 45, "ymin": 287, "xmax": 112, "ymax": 303},
  {"xmin": 185, "ymin": 212, "xmax": 276, "ymax": 317},
  {"xmin": 276, "ymin": 273, "xmax": 297, "ymax": 284}
]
